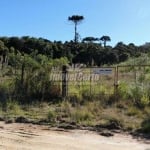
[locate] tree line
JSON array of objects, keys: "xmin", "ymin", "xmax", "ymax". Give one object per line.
[{"xmin": 0, "ymin": 36, "xmax": 149, "ymax": 67}]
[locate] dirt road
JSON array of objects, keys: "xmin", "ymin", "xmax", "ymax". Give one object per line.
[{"xmin": 0, "ymin": 121, "xmax": 149, "ymax": 150}]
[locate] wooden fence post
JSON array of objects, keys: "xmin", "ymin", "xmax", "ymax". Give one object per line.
[{"xmin": 62, "ymin": 65, "xmax": 68, "ymax": 98}]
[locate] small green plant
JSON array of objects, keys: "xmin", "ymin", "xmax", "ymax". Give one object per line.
[
  {"xmin": 140, "ymin": 93, "xmax": 150, "ymax": 107},
  {"xmin": 47, "ymin": 109, "xmax": 56, "ymax": 122},
  {"xmin": 60, "ymin": 100, "xmax": 72, "ymax": 115},
  {"xmin": 70, "ymin": 108, "xmax": 93, "ymax": 124},
  {"xmin": 5, "ymin": 100, "xmax": 23, "ymax": 116},
  {"xmin": 129, "ymin": 85, "xmax": 142, "ymax": 104},
  {"xmin": 126, "ymin": 106, "xmax": 142, "ymax": 117},
  {"xmin": 138, "ymin": 74, "xmax": 145, "ymax": 83},
  {"xmin": 141, "ymin": 118, "xmax": 150, "ymax": 133},
  {"xmin": 81, "ymin": 88, "xmax": 92, "ymax": 100},
  {"xmin": 117, "ymin": 81, "xmax": 129, "ymax": 99}
]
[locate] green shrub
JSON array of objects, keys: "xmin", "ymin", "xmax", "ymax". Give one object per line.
[
  {"xmin": 0, "ymin": 85, "xmax": 8, "ymax": 101},
  {"xmin": 117, "ymin": 82, "xmax": 129, "ymax": 99},
  {"xmin": 70, "ymin": 108, "xmax": 93, "ymax": 123},
  {"xmin": 13, "ymin": 68, "xmax": 61, "ymax": 103},
  {"xmin": 81, "ymin": 88, "xmax": 91, "ymax": 100},
  {"xmin": 129, "ymin": 85, "xmax": 143, "ymax": 105},
  {"xmin": 60, "ymin": 101, "xmax": 72, "ymax": 115},
  {"xmin": 0, "ymin": 83, "xmax": 11, "ymax": 111},
  {"xmin": 141, "ymin": 118, "xmax": 150, "ymax": 133},
  {"xmin": 140, "ymin": 93, "xmax": 150, "ymax": 107},
  {"xmin": 138, "ymin": 74, "xmax": 145, "ymax": 83},
  {"xmin": 5, "ymin": 100, "xmax": 23, "ymax": 116},
  {"xmin": 47, "ymin": 109, "xmax": 56, "ymax": 122},
  {"xmin": 126, "ymin": 107, "xmax": 142, "ymax": 117},
  {"xmin": 68, "ymin": 95, "xmax": 82, "ymax": 106}
]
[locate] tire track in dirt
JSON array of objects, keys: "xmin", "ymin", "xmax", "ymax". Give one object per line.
[{"xmin": 0, "ymin": 121, "xmax": 149, "ymax": 150}]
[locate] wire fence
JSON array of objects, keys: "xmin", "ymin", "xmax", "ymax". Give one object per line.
[{"xmin": 1, "ymin": 65, "xmax": 150, "ymax": 100}]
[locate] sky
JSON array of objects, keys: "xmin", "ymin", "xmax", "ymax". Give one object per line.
[{"xmin": 0, "ymin": 0, "xmax": 150, "ymax": 46}]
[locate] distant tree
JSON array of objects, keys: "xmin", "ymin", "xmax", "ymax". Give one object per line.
[
  {"xmin": 113, "ymin": 42, "xmax": 130, "ymax": 62},
  {"xmin": 82, "ymin": 37, "xmax": 99, "ymax": 43},
  {"xmin": 138, "ymin": 42, "xmax": 150, "ymax": 55},
  {"xmin": 100, "ymin": 35, "xmax": 111, "ymax": 47},
  {"xmin": 8, "ymin": 37, "xmax": 24, "ymax": 50},
  {"xmin": 68, "ymin": 15, "xmax": 84, "ymax": 43},
  {"xmin": 128, "ymin": 43, "xmax": 139, "ymax": 56}
]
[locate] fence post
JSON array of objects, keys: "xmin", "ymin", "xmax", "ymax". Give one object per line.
[
  {"xmin": 114, "ymin": 66, "xmax": 119, "ymax": 100},
  {"xmin": 21, "ymin": 54, "xmax": 25, "ymax": 86},
  {"xmin": 62, "ymin": 65, "xmax": 68, "ymax": 98}
]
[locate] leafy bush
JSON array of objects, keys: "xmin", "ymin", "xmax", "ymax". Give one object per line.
[
  {"xmin": 8, "ymin": 53, "xmax": 22, "ymax": 68},
  {"xmin": 70, "ymin": 108, "xmax": 93, "ymax": 123},
  {"xmin": 13, "ymin": 69, "xmax": 61, "ymax": 103},
  {"xmin": 0, "ymin": 83, "xmax": 11, "ymax": 111},
  {"xmin": 5, "ymin": 100, "xmax": 23, "ymax": 116},
  {"xmin": 117, "ymin": 82, "xmax": 129, "ymax": 100},
  {"xmin": 0, "ymin": 85, "xmax": 8, "ymax": 102},
  {"xmin": 140, "ymin": 93, "xmax": 150, "ymax": 107},
  {"xmin": 47, "ymin": 109, "xmax": 56, "ymax": 122},
  {"xmin": 129, "ymin": 85, "xmax": 142, "ymax": 103},
  {"xmin": 126, "ymin": 107, "xmax": 142, "ymax": 117},
  {"xmin": 141, "ymin": 118, "xmax": 150, "ymax": 133}
]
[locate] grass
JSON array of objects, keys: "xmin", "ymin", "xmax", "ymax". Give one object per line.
[
  {"xmin": 0, "ymin": 98, "xmax": 149, "ymax": 133},
  {"xmin": 0, "ymin": 55, "xmax": 150, "ymax": 134}
]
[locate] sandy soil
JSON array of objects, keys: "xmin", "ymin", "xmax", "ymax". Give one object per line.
[{"xmin": 0, "ymin": 121, "xmax": 149, "ymax": 150}]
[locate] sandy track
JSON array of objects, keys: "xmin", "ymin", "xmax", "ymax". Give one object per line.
[{"xmin": 0, "ymin": 121, "xmax": 149, "ymax": 150}]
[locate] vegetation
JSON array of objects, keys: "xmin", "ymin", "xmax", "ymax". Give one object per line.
[
  {"xmin": 100, "ymin": 35, "xmax": 111, "ymax": 47},
  {"xmin": 0, "ymin": 15, "xmax": 150, "ymax": 136},
  {"xmin": 0, "ymin": 36, "xmax": 149, "ymax": 66}
]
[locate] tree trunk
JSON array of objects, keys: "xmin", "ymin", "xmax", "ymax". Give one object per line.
[
  {"xmin": 74, "ymin": 22, "xmax": 77, "ymax": 43},
  {"xmin": 104, "ymin": 41, "xmax": 106, "ymax": 47}
]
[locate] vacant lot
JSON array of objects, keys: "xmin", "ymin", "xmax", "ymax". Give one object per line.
[{"xmin": 0, "ymin": 121, "xmax": 149, "ymax": 150}]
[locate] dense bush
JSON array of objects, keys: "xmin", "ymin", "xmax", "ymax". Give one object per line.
[
  {"xmin": 141, "ymin": 118, "xmax": 150, "ymax": 133},
  {"xmin": 0, "ymin": 54, "xmax": 69, "ymax": 103}
]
